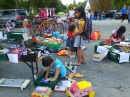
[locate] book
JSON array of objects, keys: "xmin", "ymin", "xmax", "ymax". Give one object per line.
[
  {"xmin": 34, "ymin": 86, "xmax": 49, "ymax": 94},
  {"xmin": 54, "ymin": 85, "xmax": 67, "ymax": 92}
]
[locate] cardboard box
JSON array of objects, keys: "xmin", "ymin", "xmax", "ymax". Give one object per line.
[{"xmin": 23, "ymin": 20, "xmax": 28, "ymax": 28}]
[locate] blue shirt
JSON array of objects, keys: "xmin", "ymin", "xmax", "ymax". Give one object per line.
[
  {"xmin": 121, "ymin": 7, "xmax": 127, "ymax": 14},
  {"xmin": 51, "ymin": 59, "xmax": 66, "ymax": 78}
]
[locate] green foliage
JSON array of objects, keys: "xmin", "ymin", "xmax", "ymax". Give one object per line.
[
  {"xmin": 0, "ymin": 0, "xmax": 16, "ymax": 9},
  {"xmin": 91, "ymin": 0, "xmax": 111, "ymax": 12},
  {"xmin": 77, "ymin": 0, "xmax": 87, "ymax": 9},
  {"xmin": 112, "ymin": 0, "xmax": 130, "ymax": 9},
  {"xmin": 48, "ymin": 0, "xmax": 66, "ymax": 13}
]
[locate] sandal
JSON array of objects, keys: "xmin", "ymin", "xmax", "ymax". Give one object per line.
[
  {"xmin": 81, "ymin": 62, "xmax": 86, "ymax": 64},
  {"xmin": 72, "ymin": 63, "xmax": 81, "ymax": 66}
]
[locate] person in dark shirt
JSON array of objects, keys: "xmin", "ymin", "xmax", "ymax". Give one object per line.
[{"xmin": 94, "ymin": 11, "xmax": 98, "ymax": 20}]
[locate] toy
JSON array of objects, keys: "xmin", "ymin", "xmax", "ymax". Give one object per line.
[
  {"xmin": 65, "ymin": 62, "xmax": 77, "ymax": 73},
  {"xmin": 69, "ymin": 73, "xmax": 84, "ymax": 79},
  {"xmin": 66, "ymin": 80, "xmax": 95, "ymax": 97}
]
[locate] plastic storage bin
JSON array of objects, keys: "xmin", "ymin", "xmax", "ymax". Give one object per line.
[
  {"xmin": 53, "ymin": 32, "xmax": 60, "ymax": 38},
  {"xmin": 0, "ymin": 53, "xmax": 8, "ymax": 61},
  {"xmin": 34, "ymin": 72, "xmax": 60, "ymax": 90},
  {"xmin": 46, "ymin": 43, "xmax": 60, "ymax": 50},
  {"xmin": 6, "ymin": 32, "xmax": 23, "ymax": 40}
]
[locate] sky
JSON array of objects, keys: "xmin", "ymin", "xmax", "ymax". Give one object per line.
[{"xmin": 61, "ymin": 0, "xmax": 85, "ymax": 5}]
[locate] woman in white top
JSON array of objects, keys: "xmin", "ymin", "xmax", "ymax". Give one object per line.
[
  {"xmin": 68, "ymin": 7, "xmax": 75, "ymax": 18},
  {"xmin": 86, "ymin": 9, "xmax": 91, "ymax": 19}
]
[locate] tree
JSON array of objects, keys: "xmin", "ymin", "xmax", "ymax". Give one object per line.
[
  {"xmin": 14, "ymin": 0, "xmax": 19, "ymax": 9},
  {"xmin": 31, "ymin": 0, "xmax": 53, "ymax": 12},
  {"xmin": 112, "ymin": 0, "xmax": 130, "ymax": 9},
  {"xmin": 0, "ymin": 0, "xmax": 16, "ymax": 9},
  {"xmin": 91, "ymin": 0, "xmax": 111, "ymax": 12},
  {"xmin": 91, "ymin": 0, "xmax": 97, "ymax": 11},
  {"xmin": 77, "ymin": 0, "xmax": 87, "ymax": 9}
]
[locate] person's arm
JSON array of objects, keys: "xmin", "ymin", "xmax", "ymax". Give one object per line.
[
  {"xmin": 45, "ymin": 69, "xmax": 50, "ymax": 80},
  {"xmin": 121, "ymin": 36, "xmax": 125, "ymax": 41},
  {"xmin": 50, "ymin": 67, "xmax": 60, "ymax": 82}
]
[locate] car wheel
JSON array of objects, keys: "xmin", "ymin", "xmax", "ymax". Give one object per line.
[{"xmin": 11, "ymin": 21, "xmax": 17, "ymax": 28}]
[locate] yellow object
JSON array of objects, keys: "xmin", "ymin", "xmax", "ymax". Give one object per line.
[
  {"xmin": 89, "ymin": 91, "xmax": 96, "ymax": 97},
  {"xmin": 77, "ymin": 80, "xmax": 92, "ymax": 89},
  {"xmin": 48, "ymin": 39, "xmax": 54, "ymax": 42},
  {"xmin": 75, "ymin": 19, "xmax": 85, "ymax": 33}
]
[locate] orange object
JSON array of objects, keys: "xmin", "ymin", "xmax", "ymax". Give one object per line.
[
  {"xmin": 57, "ymin": 50, "xmax": 67, "ymax": 56},
  {"xmin": 44, "ymin": 33, "xmax": 52, "ymax": 38},
  {"xmin": 104, "ymin": 38, "xmax": 110, "ymax": 44},
  {"xmin": 90, "ymin": 30, "xmax": 101, "ymax": 40}
]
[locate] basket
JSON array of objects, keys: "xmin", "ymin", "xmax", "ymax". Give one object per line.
[
  {"xmin": 34, "ymin": 72, "xmax": 60, "ymax": 90},
  {"xmin": 0, "ymin": 53, "xmax": 8, "ymax": 61},
  {"xmin": 46, "ymin": 43, "xmax": 60, "ymax": 50},
  {"xmin": 6, "ymin": 32, "xmax": 23, "ymax": 40}
]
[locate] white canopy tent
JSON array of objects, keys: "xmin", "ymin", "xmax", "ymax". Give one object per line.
[{"xmin": 85, "ymin": 0, "xmax": 91, "ymax": 13}]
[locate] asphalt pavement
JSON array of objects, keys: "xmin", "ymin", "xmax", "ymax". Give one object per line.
[{"xmin": 0, "ymin": 19, "xmax": 130, "ymax": 97}]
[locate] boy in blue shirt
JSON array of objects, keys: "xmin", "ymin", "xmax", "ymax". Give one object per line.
[{"xmin": 42, "ymin": 56, "xmax": 66, "ymax": 82}]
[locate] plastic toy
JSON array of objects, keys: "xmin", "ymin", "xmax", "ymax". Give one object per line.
[
  {"xmin": 66, "ymin": 80, "xmax": 95, "ymax": 97},
  {"xmin": 65, "ymin": 62, "xmax": 77, "ymax": 73}
]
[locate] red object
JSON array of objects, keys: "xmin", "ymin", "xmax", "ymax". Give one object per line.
[
  {"xmin": 26, "ymin": 24, "xmax": 32, "ymax": 28},
  {"xmin": 17, "ymin": 15, "xmax": 23, "ymax": 19},
  {"xmin": 90, "ymin": 30, "xmax": 101, "ymax": 40},
  {"xmin": 67, "ymin": 31, "xmax": 74, "ymax": 38},
  {"xmin": 104, "ymin": 38, "xmax": 110, "ymax": 44},
  {"xmin": 32, "ymin": 36, "xmax": 36, "ymax": 43}
]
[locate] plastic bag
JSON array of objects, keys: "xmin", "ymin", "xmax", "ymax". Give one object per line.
[
  {"xmin": 57, "ymin": 50, "xmax": 67, "ymax": 56},
  {"xmin": 90, "ymin": 30, "xmax": 101, "ymax": 40}
]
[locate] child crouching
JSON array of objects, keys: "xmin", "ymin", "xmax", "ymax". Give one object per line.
[{"xmin": 42, "ymin": 56, "xmax": 66, "ymax": 82}]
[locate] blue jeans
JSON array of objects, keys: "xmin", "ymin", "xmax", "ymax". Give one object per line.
[{"xmin": 128, "ymin": 14, "xmax": 130, "ymax": 24}]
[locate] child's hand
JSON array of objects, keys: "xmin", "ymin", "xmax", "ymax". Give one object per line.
[
  {"xmin": 50, "ymin": 78, "xmax": 56, "ymax": 82},
  {"xmin": 45, "ymin": 77, "xmax": 48, "ymax": 80}
]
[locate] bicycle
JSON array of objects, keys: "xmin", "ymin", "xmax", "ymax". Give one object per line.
[
  {"xmin": 59, "ymin": 17, "xmax": 76, "ymax": 33},
  {"xmin": 29, "ymin": 16, "xmax": 64, "ymax": 36},
  {"xmin": 2, "ymin": 21, "xmax": 15, "ymax": 32}
]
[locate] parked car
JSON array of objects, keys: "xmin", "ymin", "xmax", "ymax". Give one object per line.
[
  {"xmin": 105, "ymin": 10, "xmax": 121, "ymax": 18},
  {"xmin": 114, "ymin": 11, "xmax": 128, "ymax": 19},
  {"xmin": 0, "ymin": 9, "xmax": 30, "ymax": 28}
]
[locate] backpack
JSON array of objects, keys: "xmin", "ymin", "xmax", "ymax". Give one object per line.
[{"xmin": 82, "ymin": 17, "xmax": 92, "ymax": 40}]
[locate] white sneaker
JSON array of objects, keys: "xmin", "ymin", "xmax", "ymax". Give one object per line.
[{"xmin": 70, "ymin": 55, "xmax": 75, "ymax": 59}]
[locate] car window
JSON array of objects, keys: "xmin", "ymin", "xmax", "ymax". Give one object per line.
[
  {"xmin": 10, "ymin": 11, "xmax": 15, "ymax": 16},
  {"xmin": 3, "ymin": 11, "xmax": 10, "ymax": 16},
  {"xmin": 18, "ymin": 10, "xmax": 29, "ymax": 15}
]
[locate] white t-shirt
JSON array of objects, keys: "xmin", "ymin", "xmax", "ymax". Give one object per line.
[
  {"xmin": 86, "ymin": 13, "xmax": 91, "ymax": 19},
  {"xmin": 112, "ymin": 30, "xmax": 125, "ymax": 37},
  {"xmin": 69, "ymin": 10, "xmax": 75, "ymax": 17}
]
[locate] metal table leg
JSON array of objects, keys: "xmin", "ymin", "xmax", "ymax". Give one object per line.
[{"xmin": 24, "ymin": 62, "xmax": 39, "ymax": 81}]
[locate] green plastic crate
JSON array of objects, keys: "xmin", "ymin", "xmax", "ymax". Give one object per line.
[
  {"xmin": 107, "ymin": 51, "xmax": 120, "ymax": 63},
  {"xmin": 94, "ymin": 41, "xmax": 113, "ymax": 53},
  {"xmin": 46, "ymin": 43, "xmax": 60, "ymax": 50},
  {"xmin": 34, "ymin": 72, "xmax": 60, "ymax": 90},
  {"xmin": 6, "ymin": 32, "xmax": 23, "ymax": 40},
  {"xmin": 0, "ymin": 53, "xmax": 8, "ymax": 61}
]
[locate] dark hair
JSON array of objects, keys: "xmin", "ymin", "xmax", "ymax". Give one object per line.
[
  {"xmin": 68, "ymin": 24, "xmax": 76, "ymax": 32},
  {"xmin": 42, "ymin": 56, "xmax": 53, "ymax": 67},
  {"xmin": 75, "ymin": 6, "xmax": 86, "ymax": 19},
  {"xmin": 70, "ymin": 7, "xmax": 73, "ymax": 10},
  {"xmin": 116, "ymin": 26, "xmax": 126, "ymax": 38}
]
